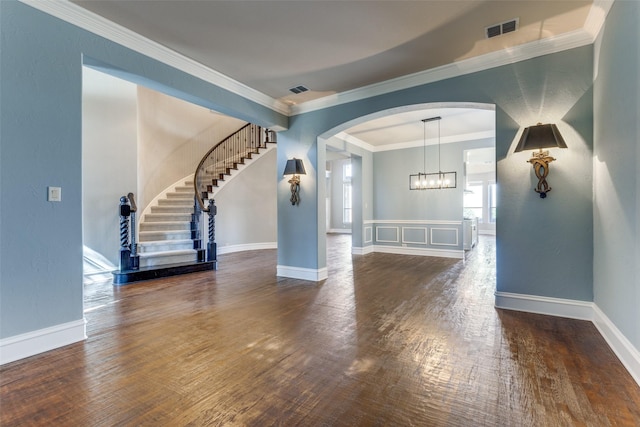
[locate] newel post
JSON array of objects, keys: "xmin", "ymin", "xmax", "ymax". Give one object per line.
[
  {"xmin": 119, "ymin": 196, "xmax": 132, "ymax": 271},
  {"xmin": 118, "ymin": 194, "xmax": 140, "ymax": 272},
  {"xmin": 193, "ymin": 197, "xmax": 205, "ymax": 262},
  {"xmin": 207, "ymin": 199, "xmax": 217, "ymax": 264},
  {"xmin": 128, "ymin": 193, "xmax": 140, "ymax": 270}
]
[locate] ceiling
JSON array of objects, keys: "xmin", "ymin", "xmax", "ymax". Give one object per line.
[
  {"xmin": 342, "ymin": 107, "xmax": 496, "ymax": 149},
  {"xmin": 69, "ymin": 0, "xmax": 597, "ymax": 148}
]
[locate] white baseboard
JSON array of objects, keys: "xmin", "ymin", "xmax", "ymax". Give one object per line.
[
  {"xmin": 276, "ymin": 265, "xmax": 328, "ymax": 281},
  {"xmin": 218, "ymin": 242, "xmax": 277, "ymax": 255},
  {"xmin": 592, "ymin": 305, "xmax": 640, "ymax": 386},
  {"xmin": 373, "ymin": 245, "xmax": 464, "ymax": 259},
  {"xmin": 494, "ymin": 291, "xmax": 594, "ymax": 320},
  {"xmin": 495, "ymin": 291, "xmax": 640, "ymax": 388},
  {"xmin": 352, "ymin": 246, "xmax": 374, "ymax": 255},
  {"xmin": 0, "ymin": 319, "xmax": 87, "ymax": 365},
  {"xmin": 327, "ymin": 229, "xmax": 352, "ymax": 234}
]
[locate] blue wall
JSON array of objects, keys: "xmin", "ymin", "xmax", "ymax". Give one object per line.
[
  {"xmin": 593, "ymin": 0, "xmax": 640, "ymax": 349},
  {"xmin": 0, "ymin": 1, "xmax": 286, "ymax": 339},
  {"xmin": 279, "ymin": 46, "xmax": 594, "ymax": 301}
]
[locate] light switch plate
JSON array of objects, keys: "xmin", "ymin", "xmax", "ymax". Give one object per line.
[{"xmin": 48, "ymin": 186, "xmax": 62, "ymax": 202}]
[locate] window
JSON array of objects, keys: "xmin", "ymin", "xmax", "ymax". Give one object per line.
[
  {"xmin": 463, "ymin": 183, "xmax": 484, "ymax": 222},
  {"xmin": 488, "ymin": 183, "xmax": 497, "ymax": 223},
  {"xmin": 343, "ymin": 163, "xmax": 352, "ymax": 224},
  {"xmin": 344, "ymin": 163, "xmax": 352, "ymax": 179}
]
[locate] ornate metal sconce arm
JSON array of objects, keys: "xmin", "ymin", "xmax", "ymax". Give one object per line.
[
  {"xmin": 288, "ymin": 175, "xmax": 301, "ymax": 205},
  {"xmin": 527, "ymin": 150, "xmax": 556, "ymax": 198}
]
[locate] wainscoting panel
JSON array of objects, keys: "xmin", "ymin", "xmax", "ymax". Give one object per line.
[
  {"xmin": 375, "ymin": 226, "xmax": 400, "ymax": 243},
  {"xmin": 364, "ymin": 220, "xmax": 463, "ymax": 259},
  {"xmin": 364, "ymin": 226, "xmax": 373, "ymax": 244},
  {"xmin": 402, "ymin": 227, "xmax": 428, "ymax": 245},
  {"xmin": 430, "ymin": 228, "xmax": 459, "ymax": 247}
]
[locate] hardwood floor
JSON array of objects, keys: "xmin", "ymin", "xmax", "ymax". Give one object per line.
[{"xmin": 2, "ymin": 235, "xmax": 639, "ymax": 426}]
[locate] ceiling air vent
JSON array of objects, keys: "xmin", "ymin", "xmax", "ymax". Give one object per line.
[
  {"xmin": 485, "ymin": 18, "xmax": 519, "ymax": 39},
  {"xmin": 289, "ymin": 85, "xmax": 309, "ymax": 94}
]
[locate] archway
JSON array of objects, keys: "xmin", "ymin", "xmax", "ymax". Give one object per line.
[{"xmin": 317, "ymin": 102, "xmax": 496, "ymax": 271}]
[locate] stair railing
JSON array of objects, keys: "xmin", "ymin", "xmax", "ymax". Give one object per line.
[
  {"xmin": 193, "ymin": 123, "xmax": 273, "ymax": 212},
  {"xmin": 193, "ymin": 124, "xmax": 274, "ymax": 263},
  {"xmin": 118, "ymin": 192, "xmax": 140, "ymax": 271}
]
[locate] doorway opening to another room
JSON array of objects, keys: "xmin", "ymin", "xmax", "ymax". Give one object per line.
[
  {"xmin": 319, "ymin": 102, "xmax": 496, "ymax": 286},
  {"xmin": 463, "ymin": 147, "xmax": 497, "ymax": 237},
  {"xmin": 326, "ymin": 153, "xmax": 353, "ymax": 236}
]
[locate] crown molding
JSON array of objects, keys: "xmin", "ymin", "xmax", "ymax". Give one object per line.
[
  {"xmin": 333, "ymin": 132, "xmax": 376, "ymax": 153},
  {"xmin": 372, "ymin": 130, "xmax": 496, "ymax": 153},
  {"xmin": 584, "ymin": 0, "xmax": 615, "ymax": 39},
  {"xmin": 291, "ymin": 27, "xmax": 604, "ymax": 116},
  {"xmin": 333, "ymin": 130, "xmax": 495, "ymax": 153},
  {"xmin": 22, "ymin": 0, "xmax": 612, "ymax": 119},
  {"xmin": 20, "ymin": 0, "xmax": 291, "ymax": 116}
]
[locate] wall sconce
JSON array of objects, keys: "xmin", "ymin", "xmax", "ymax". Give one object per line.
[
  {"xmin": 283, "ymin": 158, "xmax": 306, "ymax": 205},
  {"xmin": 514, "ymin": 123, "xmax": 567, "ymax": 199}
]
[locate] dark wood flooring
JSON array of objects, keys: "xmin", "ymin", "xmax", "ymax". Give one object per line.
[{"xmin": 1, "ymin": 235, "xmax": 639, "ymax": 426}]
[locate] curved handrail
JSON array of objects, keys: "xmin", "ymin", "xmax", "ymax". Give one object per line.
[
  {"xmin": 127, "ymin": 192, "xmax": 137, "ymax": 212},
  {"xmin": 193, "ymin": 123, "xmax": 272, "ymax": 211}
]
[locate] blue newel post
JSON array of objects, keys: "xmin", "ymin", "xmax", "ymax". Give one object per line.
[{"xmin": 207, "ymin": 199, "xmax": 217, "ymax": 264}]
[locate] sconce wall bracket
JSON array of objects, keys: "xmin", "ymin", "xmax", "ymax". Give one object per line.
[
  {"xmin": 527, "ymin": 149, "xmax": 556, "ymax": 198},
  {"xmin": 283, "ymin": 158, "xmax": 306, "ymax": 206},
  {"xmin": 288, "ymin": 175, "xmax": 301, "ymax": 205},
  {"xmin": 516, "ymin": 123, "xmax": 566, "ymax": 199}
]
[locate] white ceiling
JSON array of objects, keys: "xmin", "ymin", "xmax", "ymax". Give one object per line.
[
  {"xmin": 67, "ymin": 0, "xmax": 600, "ymax": 148},
  {"xmin": 72, "ymin": 0, "xmax": 594, "ymax": 105},
  {"xmin": 343, "ymin": 107, "xmax": 496, "ymax": 150}
]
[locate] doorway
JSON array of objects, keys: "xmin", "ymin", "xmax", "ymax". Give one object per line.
[
  {"xmin": 463, "ymin": 147, "xmax": 497, "ymax": 236},
  {"xmin": 319, "ymin": 102, "xmax": 497, "ymax": 275},
  {"xmin": 326, "ymin": 153, "xmax": 353, "ymax": 235}
]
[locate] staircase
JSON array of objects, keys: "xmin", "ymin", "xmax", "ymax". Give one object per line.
[
  {"xmin": 112, "ymin": 181, "xmax": 210, "ymax": 285},
  {"xmin": 113, "ymin": 123, "xmax": 275, "ymax": 285},
  {"xmin": 138, "ymin": 181, "xmax": 203, "ymax": 268}
]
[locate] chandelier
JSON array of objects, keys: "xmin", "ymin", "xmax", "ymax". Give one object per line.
[{"xmin": 409, "ymin": 116, "xmax": 457, "ymax": 190}]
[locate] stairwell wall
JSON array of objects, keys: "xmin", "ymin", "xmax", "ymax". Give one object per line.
[
  {"xmin": 136, "ymin": 87, "xmax": 247, "ymax": 212},
  {"xmin": 215, "ymin": 149, "xmax": 278, "ymax": 252},
  {"xmin": 82, "ymin": 67, "xmax": 138, "ymax": 266}
]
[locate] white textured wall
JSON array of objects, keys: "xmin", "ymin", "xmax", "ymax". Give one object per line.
[
  {"xmin": 82, "ymin": 67, "xmax": 138, "ymax": 264},
  {"xmin": 215, "ymin": 148, "xmax": 277, "ymax": 249}
]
